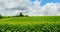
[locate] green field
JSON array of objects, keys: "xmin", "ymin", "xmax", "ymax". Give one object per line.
[
  {"xmin": 0, "ymin": 16, "xmax": 60, "ymax": 25},
  {"xmin": 0, "ymin": 16, "xmax": 60, "ymax": 32}
]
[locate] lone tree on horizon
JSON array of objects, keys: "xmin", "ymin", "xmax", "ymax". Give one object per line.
[
  {"xmin": 19, "ymin": 12, "xmax": 24, "ymax": 17},
  {"xmin": 0, "ymin": 15, "xmax": 2, "ymax": 19}
]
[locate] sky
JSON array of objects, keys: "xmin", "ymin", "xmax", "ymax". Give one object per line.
[
  {"xmin": 0, "ymin": 0, "xmax": 60, "ymax": 16},
  {"xmin": 40, "ymin": 0, "xmax": 60, "ymax": 6}
]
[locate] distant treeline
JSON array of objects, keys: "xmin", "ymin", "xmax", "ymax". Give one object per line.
[{"xmin": 0, "ymin": 12, "xmax": 29, "ymax": 19}]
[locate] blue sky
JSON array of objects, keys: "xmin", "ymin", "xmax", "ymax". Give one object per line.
[
  {"xmin": 40, "ymin": 0, "xmax": 60, "ymax": 6},
  {"xmin": 31, "ymin": 0, "xmax": 60, "ymax": 6}
]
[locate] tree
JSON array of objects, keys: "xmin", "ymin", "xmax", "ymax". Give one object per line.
[
  {"xmin": 19, "ymin": 12, "xmax": 24, "ymax": 17},
  {"xmin": 0, "ymin": 15, "xmax": 2, "ymax": 19}
]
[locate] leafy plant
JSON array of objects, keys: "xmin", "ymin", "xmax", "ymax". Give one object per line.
[{"xmin": 0, "ymin": 24, "xmax": 60, "ymax": 32}]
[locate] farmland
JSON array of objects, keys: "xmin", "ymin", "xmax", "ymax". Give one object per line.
[{"xmin": 0, "ymin": 16, "xmax": 60, "ymax": 32}]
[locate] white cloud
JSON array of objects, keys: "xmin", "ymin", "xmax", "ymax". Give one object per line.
[
  {"xmin": 0, "ymin": 0, "xmax": 31, "ymax": 16},
  {"xmin": 0, "ymin": 0, "xmax": 60, "ymax": 16},
  {"xmin": 27, "ymin": 2, "xmax": 60, "ymax": 16},
  {"xmin": 40, "ymin": 3, "xmax": 60, "ymax": 16}
]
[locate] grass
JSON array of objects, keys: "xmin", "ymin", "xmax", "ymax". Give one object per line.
[
  {"xmin": 0, "ymin": 16, "xmax": 60, "ymax": 25},
  {"xmin": 0, "ymin": 16, "xmax": 60, "ymax": 32}
]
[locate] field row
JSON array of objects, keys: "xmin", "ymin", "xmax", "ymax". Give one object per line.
[
  {"xmin": 0, "ymin": 24, "xmax": 60, "ymax": 32},
  {"xmin": 0, "ymin": 21, "xmax": 60, "ymax": 25}
]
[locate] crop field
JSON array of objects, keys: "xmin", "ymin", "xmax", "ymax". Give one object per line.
[{"xmin": 0, "ymin": 16, "xmax": 60, "ymax": 32}]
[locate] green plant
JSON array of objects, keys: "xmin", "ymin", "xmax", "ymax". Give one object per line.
[{"xmin": 0, "ymin": 24, "xmax": 60, "ymax": 32}]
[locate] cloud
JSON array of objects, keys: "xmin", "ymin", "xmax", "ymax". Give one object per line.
[
  {"xmin": 27, "ymin": 0, "xmax": 60, "ymax": 16},
  {"xmin": 0, "ymin": 0, "xmax": 31, "ymax": 16},
  {"xmin": 0, "ymin": 0, "xmax": 60, "ymax": 16},
  {"xmin": 40, "ymin": 3, "xmax": 60, "ymax": 15}
]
